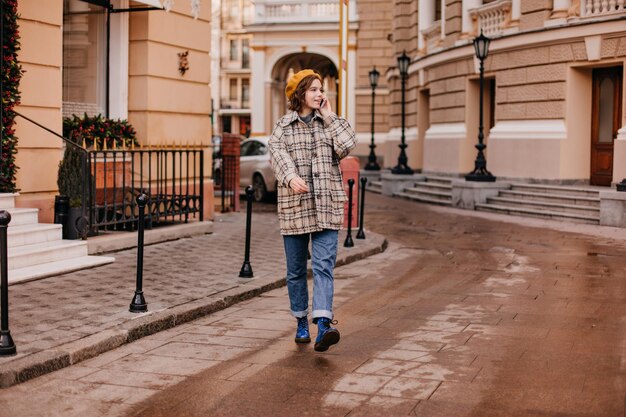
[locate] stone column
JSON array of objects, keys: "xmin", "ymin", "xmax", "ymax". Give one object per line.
[
  {"xmin": 511, "ymin": 0, "xmax": 521, "ymax": 21},
  {"xmin": 552, "ymin": 0, "xmax": 572, "ymax": 18},
  {"xmin": 462, "ymin": 0, "xmax": 482, "ymax": 35},
  {"xmin": 347, "ymin": 46, "xmax": 357, "ymax": 128},
  {"xmin": 418, "ymin": 0, "xmax": 435, "ymax": 52},
  {"xmin": 250, "ymin": 46, "xmax": 266, "ymax": 135},
  {"xmin": 109, "ymin": 0, "xmax": 129, "ymax": 120}
]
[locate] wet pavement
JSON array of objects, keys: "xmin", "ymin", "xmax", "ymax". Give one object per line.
[
  {"xmin": 0, "ymin": 200, "xmax": 385, "ymax": 387},
  {"xmin": 1, "ymin": 193, "xmax": 626, "ymax": 416}
]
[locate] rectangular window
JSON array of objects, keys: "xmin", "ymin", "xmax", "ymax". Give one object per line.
[
  {"xmin": 241, "ymin": 78, "xmax": 250, "ymax": 107},
  {"xmin": 229, "ymin": 79, "xmax": 238, "ymax": 100},
  {"xmin": 242, "ymin": 39, "xmax": 250, "ymax": 68},
  {"xmin": 62, "ymin": 0, "xmax": 106, "ymax": 117},
  {"xmin": 435, "ymin": 0, "xmax": 442, "ymax": 21},
  {"xmin": 229, "ymin": 39, "xmax": 238, "ymax": 61}
]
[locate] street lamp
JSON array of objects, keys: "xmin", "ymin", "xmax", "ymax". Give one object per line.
[
  {"xmin": 392, "ymin": 50, "xmax": 413, "ymax": 175},
  {"xmin": 465, "ymin": 31, "xmax": 496, "ymax": 182},
  {"xmin": 365, "ymin": 67, "xmax": 380, "ymax": 170}
]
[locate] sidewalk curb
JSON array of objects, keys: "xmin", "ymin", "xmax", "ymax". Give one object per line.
[{"xmin": 0, "ymin": 233, "xmax": 387, "ymax": 388}]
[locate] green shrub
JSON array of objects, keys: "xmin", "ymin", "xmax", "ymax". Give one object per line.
[{"xmin": 62, "ymin": 113, "xmax": 139, "ymax": 149}]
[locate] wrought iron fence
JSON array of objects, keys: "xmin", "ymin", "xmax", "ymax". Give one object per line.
[
  {"xmin": 14, "ymin": 111, "xmax": 206, "ymax": 238},
  {"xmin": 86, "ymin": 147, "xmax": 205, "ymax": 234}
]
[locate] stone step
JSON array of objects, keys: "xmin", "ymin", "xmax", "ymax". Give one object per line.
[
  {"xmin": 2, "ymin": 208, "xmax": 39, "ymax": 227},
  {"xmin": 394, "ymin": 191, "xmax": 452, "ymax": 206},
  {"xmin": 423, "ymin": 175, "xmax": 454, "ymax": 185},
  {"xmin": 475, "ymin": 203, "xmax": 599, "ymax": 224},
  {"xmin": 7, "ymin": 240, "xmax": 89, "ymax": 270},
  {"xmin": 403, "ymin": 187, "xmax": 452, "ymax": 201},
  {"xmin": 0, "ymin": 193, "xmax": 17, "ymax": 209},
  {"xmin": 414, "ymin": 181, "xmax": 452, "ymax": 191},
  {"xmin": 367, "ymin": 181, "xmax": 382, "ymax": 194},
  {"xmin": 498, "ymin": 190, "xmax": 600, "ymax": 207},
  {"xmin": 487, "ymin": 197, "xmax": 600, "ymax": 217},
  {"xmin": 7, "ymin": 223, "xmax": 63, "ymax": 248},
  {"xmin": 510, "ymin": 183, "xmax": 601, "ymax": 198},
  {"xmin": 8, "ymin": 255, "xmax": 115, "ymax": 285}
]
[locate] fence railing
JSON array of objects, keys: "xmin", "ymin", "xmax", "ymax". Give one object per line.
[
  {"xmin": 14, "ymin": 111, "xmax": 206, "ymax": 238},
  {"xmin": 86, "ymin": 147, "xmax": 205, "ymax": 234}
]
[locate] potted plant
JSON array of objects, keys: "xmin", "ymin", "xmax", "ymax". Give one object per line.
[
  {"xmin": 56, "ymin": 144, "xmax": 88, "ymax": 239},
  {"xmin": 56, "ymin": 114, "xmax": 139, "ymax": 239}
]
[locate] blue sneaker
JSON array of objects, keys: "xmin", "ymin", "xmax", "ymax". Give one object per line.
[
  {"xmin": 295, "ymin": 317, "xmax": 311, "ymax": 343},
  {"xmin": 314, "ymin": 318, "xmax": 340, "ymax": 352}
]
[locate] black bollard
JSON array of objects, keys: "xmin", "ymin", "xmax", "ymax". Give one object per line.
[
  {"xmin": 129, "ymin": 194, "xmax": 148, "ymax": 313},
  {"xmin": 239, "ymin": 186, "xmax": 254, "ymax": 278},
  {"xmin": 356, "ymin": 177, "xmax": 367, "ymax": 239},
  {"xmin": 0, "ymin": 211, "xmax": 16, "ymax": 356},
  {"xmin": 344, "ymin": 179, "xmax": 355, "ymax": 248}
]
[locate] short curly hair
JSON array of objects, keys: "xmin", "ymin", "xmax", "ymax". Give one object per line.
[{"xmin": 287, "ymin": 75, "xmax": 321, "ymax": 113}]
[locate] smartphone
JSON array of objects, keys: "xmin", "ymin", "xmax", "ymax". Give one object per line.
[{"xmin": 319, "ymin": 98, "xmax": 325, "ymax": 108}]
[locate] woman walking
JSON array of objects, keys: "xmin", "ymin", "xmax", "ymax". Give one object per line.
[{"xmin": 268, "ymin": 69, "xmax": 356, "ymax": 352}]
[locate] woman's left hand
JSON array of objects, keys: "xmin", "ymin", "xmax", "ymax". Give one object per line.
[{"xmin": 319, "ymin": 96, "xmax": 332, "ymax": 118}]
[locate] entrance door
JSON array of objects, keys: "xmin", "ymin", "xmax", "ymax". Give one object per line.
[{"xmin": 590, "ymin": 67, "xmax": 623, "ymax": 186}]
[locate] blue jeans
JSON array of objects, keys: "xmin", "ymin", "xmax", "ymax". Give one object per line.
[{"xmin": 283, "ymin": 229, "xmax": 338, "ymax": 323}]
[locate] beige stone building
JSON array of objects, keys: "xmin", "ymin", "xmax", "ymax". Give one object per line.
[
  {"xmin": 14, "ymin": 0, "xmax": 212, "ymax": 222},
  {"xmin": 372, "ymin": 0, "xmax": 626, "ymax": 187}
]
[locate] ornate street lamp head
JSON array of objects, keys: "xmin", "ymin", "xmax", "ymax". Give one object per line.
[
  {"xmin": 369, "ymin": 67, "xmax": 380, "ymax": 89},
  {"xmin": 397, "ymin": 50, "xmax": 410, "ymax": 78},
  {"xmin": 473, "ymin": 30, "xmax": 491, "ymax": 61}
]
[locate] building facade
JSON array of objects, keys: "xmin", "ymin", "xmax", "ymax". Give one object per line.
[
  {"xmin": 379, "ymin": 0, "xmax": 626, "ymax": 186},
  {"xmin": 13, "ymin": 0, "xmax": 212, "ymax": 222},
  {"xmin": 214, "ymin": 0, "xmax": 253, "ymax": 137}
]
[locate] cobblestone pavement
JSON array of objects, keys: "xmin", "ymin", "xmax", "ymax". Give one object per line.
[
  {"xmin": 2, "ymin": 193, "xmax": 626, "ymax": 416},
  {"xmin": 0, "ymin": 203, "xmax": 385, "ymax": 387}
]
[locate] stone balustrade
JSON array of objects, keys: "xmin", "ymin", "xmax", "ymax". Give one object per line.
[
  {"xmin": 469, "ymin": 0, "xmax": 513, "ymax": 37},
  {"xmin": 580, "ymin": 0, "xmax": 626, "ymax": 17},
  {"xmin": 251, "ymin": 0, "xmax": 340, "ymax": 24}
]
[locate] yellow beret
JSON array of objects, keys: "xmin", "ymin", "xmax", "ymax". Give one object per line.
[{"xmin": 285, "ymin": 69, "xmax": 322, "ymax": 100}]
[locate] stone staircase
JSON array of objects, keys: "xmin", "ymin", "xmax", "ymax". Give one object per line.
[
  {"xmin": 394, "ymin": 176, "xmax": 453, "ymax": 206},
  {"xmin": 0, "ymin": 194, "xmax": 114, "ymax": 284},
  {"xmin": 475, "ymin": 183, "xmax": 601, "ymax": 224},
  {"xmin": 368, "ymin": 180, "xmax": 382, "ymax": 194}
]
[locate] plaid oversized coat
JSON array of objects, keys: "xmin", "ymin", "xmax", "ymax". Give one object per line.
[{"xmin": 268, "ymin": 111, "xmax": 357, "ymax": 235}]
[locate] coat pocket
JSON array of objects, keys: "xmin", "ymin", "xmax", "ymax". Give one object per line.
[
  {"xmin": 329, "ymin": 190, "xmax": 346, "ymax": 226},
  {"xmin": 277, "ymin": 188, "xmax": 303, "ymax": 211}
]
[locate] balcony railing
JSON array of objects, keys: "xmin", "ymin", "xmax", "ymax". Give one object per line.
[
  {"xmin": 469, "ymin": 0, "xmax": 514, "ymax": 38},
  {"xmin": 580, "ymin": 0, "xmax": 626, "ymax": 18},
  {"xmin": 250, "ymin": 0, "xmax": 354, "ymax": 24}
]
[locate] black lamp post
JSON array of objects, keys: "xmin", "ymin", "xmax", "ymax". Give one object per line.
[
  {"xmin": 391, "ymin": 50, "xmax": 413, "ymax": 175},
  {"xmin": 365, "ymin": 67, "xmax": 380, "ymax": 170},
  {"xmin": 466, "ymin": 31, "xmax": 496, "ymax": 182}
]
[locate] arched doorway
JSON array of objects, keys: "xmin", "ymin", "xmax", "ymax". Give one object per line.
[{"xmin": 269, "ymin": 53, "xmax": 338, "ymax": 125}]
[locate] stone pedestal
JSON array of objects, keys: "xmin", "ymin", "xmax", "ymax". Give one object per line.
[
  {"xmin": 380, "ymin": 172, "xmax": 426, "ymax": 196},
  {"xmin": 600, "ymin": 190, "xmax": 626, "ymax": 227},
  {"xmin": 451, "ymin": 180, "xmax": 511, "ymax": 210}
]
